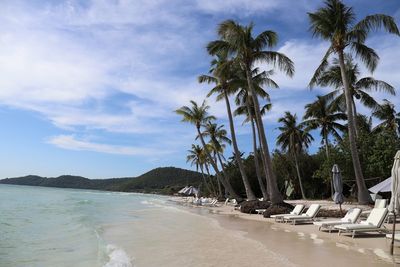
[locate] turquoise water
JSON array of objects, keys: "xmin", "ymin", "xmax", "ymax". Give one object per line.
[{"xmin": 0, "ymin": 184, "xmax": 163, "ymax": 267}]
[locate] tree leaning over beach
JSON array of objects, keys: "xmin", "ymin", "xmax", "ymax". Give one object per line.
[
  {"xmin": 207, "ymin": 20, "xmax": 294, "ymax": 204},
  {"xmin": 277, "ymin": 112, "xmax": 314, "ymax": 199},
  {"xmin": 199, "ymin": 52, "xmax": 257, "ymax": 200},
  {"xmin": 175, "ymin": 100, "xmax": 242, "ymax": 201},
  {"xmin": 308, "ymin": 0, "xmax": 399, "ymax": 204}
]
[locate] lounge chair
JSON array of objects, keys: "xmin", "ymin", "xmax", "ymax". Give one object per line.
[
  {"xmin": 203, "ymin": 199, "xmax": 218, "ymax": 207},
  {"xmin": 270, "ymin": 204, "xmax": 305, "ymax": 222},
  {"xmin": 360, "ymin": 199, "xmax": 387, "ymax": 218},
  {"xmin": 334, "ymin": 208, "xmax": 388, "ymax": 238},
  {"xmin": 313, "ymin": 208, "xmax": 362, "ymax": 232},
  {"xmin": 283, "ymin": 204, "xmax": 321, "ymax": 225}
]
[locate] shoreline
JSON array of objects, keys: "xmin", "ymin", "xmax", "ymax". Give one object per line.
[{"xmin": 170, "ymin": 197, "xmax": 400, "ymax": 266}]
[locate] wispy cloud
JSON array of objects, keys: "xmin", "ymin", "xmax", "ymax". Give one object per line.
[{"xmin": 47, "ymin": 135, "xmax": 172, "ymax": 156}]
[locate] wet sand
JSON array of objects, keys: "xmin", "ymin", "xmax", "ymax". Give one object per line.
[{"xmin": 103, "ymin": 198, "xmax": 400, "ymax": 266}]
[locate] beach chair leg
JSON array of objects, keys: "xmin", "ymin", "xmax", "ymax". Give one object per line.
[
  {"xmin": 318, "ymin": 226, "xmax": 321, "ymax": 231},
  {"xmin": 338, "ymin": 230, "xmax": 341, "ymax": 236},
  {"xmin": 352, "ymin": 231, "xmax": 355, "ymax": 239}
]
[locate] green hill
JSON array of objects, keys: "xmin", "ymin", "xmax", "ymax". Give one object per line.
[{"xmin": 0, "ymin": 167, "xmax": 203, "ymax": 195}]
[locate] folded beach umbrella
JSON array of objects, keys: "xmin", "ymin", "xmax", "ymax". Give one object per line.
[
  {"xmin": 332, "ymin": 164, "xmax": 344, "ymax": 213},
  {"xmin": 389, "ymin": 151, "xmax": 400, "ymax": 255}
]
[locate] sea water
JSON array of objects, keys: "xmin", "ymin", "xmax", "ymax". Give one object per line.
[
  {"xmin": 0, "ymin": 184, "xmax": 159, "ymax": 267},
  {"xmin": 1, "ymin": 184, "xmax": 394, "ymax": 267}
]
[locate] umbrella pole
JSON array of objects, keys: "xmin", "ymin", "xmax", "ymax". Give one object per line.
[{"xmin": 391, "ymin": 213, "xmax": 396, "ymax": 255}]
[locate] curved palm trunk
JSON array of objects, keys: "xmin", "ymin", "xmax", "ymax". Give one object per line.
[
  {"xmin": 204, "ymin": 163, "xmax": 220, "ymax": 197},
  {"xmin": 293, "ymin": 153, "xmax": 306, "ymax": 199},
  {"xmin": 246, "ymin": 99, "xmax": 269, "ymax": 200},
  {"xmin": 199, "ymin": 164, "xmax": 212, "ymax": 196},
  {"xmin": 351, "ymin": 98, "xmax": 359, "ymax": 137},
  {"xmin": 338, "ymin": 51, "xmax": 371, "ymax": 204},
  {"xmin": 196, "ymin": 127, "xmax": 242, "ymax": 201},
  {"xmin": 250, "ymin": 116, "xmax": 268, "ymax": 200},
  {"xmin": 324, "ymin": 135, "xmax": 334, "ymax": 198},
  {"xmin": 223, "ymin": 89, "xmax": 256, "ymax": 200},
  {"xmin": 245, "ymin": 69, "xmax": 283, "ymax": 204}
]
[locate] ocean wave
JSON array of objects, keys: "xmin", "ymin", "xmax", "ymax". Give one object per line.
[{"xmin": 103, "ymin": 244, "xmax": 133, "ymax": 267}]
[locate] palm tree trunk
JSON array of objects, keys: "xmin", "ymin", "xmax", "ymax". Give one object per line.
[
  {"xmin": 199, "ymin": 164, "xmax": 212, "ymax": 196},
  {"xmin": 196, "ymin": 127, "xmax": 242, "ymax": 201},
  {"xmin": 251, "ymin": 117, "xmax": 268, "ymax": 200},
  {"xmin": 338, "ymin": 51, "xmax": 371, "ymax": 204},
  {"xmin": 293, "ymin": 153, "xmax": 306, "ymax": 199},
  {"xmin": 245, "ymin": 68, "xmax": 283, "ymax": 204},
  {"xmin": 223, "ymin": 89, "xmax": 256, "ymax": 200},
  {"xmin": 324, "ymin": 135, "xmax": 334, "ymax": 198},
  {"xmin": 204, "ymin": 163, "xmax": 220, "ymax": 197},
  {"xmin": 352, "ymin": 98, "xmax": 359, "ymax": 137}
]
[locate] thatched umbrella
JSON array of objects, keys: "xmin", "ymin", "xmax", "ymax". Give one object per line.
[
  {"xmin": 389, "ymin": 151, "xmax": 400, "ymax": 255},
  {"xmin": 332, "ymin": 164, "xmax": 344, "ymax": 214}
]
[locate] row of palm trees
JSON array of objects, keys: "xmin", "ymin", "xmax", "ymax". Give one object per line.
[{"xmin": 176, "ymin": 0, "xmax": 399, "ymax": 204}]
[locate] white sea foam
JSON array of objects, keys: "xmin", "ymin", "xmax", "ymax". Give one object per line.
[{"xmin": 103, "ymin": 244, "xmax": 133, "ymax": 267}]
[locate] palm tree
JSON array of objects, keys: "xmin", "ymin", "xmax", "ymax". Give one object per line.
[
  {"xmin": 308, "ymin": 0, "xmax": 399, "ymax": 204},
  {"xmin": 317, "ymin": 56, "xmax": 395, "ymax": 136},
  {"xmin": 372, "ymin": 100, "xmax": 400, "ymax": 135},
  {"xmin": 186, "ymin": 144, "xmax": 214, "ymax": 195},
  {"xmin": 303, "ymin": 96, "xmax": 347, "ymax": 161},
  {"xmin": 175, "ymin": 100, "xmax": 242, "ymax": 201},
  {"xmin": 208, "ymin": 20, "xmax": 294, "ymax": 204},
  {"xmin": 277, "ymin": 112, "xmax": 314, "ymax": 199},
  {"xmin": 199, "ymin": 52, "xmax": 257, "ymax": 200},
  {"xmin": 235, "ymin": 99, "xmax": 272, "ymax": 200},
  {"xmin": 200, "ymin": 122, "xmax": 231, "ymax": 174}
]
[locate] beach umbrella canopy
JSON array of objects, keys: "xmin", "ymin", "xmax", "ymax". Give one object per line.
[
  {"xmin": 369, "ymin": 177, "xmax": 392, "ymax": 194},
  {"xmin": 389, "ymin": 151, "xmax": 400, "ymax": 255},
  {"xmin": 181, "ymin": 186, "xmax": 199, "ymax": 196},
  {"xmin": 178, "ymin": 186, "xmax": 189, "ymax": 194},
  {"xmin": 332, "ymin": 164, "xmax": 344, "ymax": 205}
]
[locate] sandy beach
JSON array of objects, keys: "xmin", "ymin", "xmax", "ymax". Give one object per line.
[{"xmin": 167, "ymin": 198, "xmax": 400, "ymax": 267}]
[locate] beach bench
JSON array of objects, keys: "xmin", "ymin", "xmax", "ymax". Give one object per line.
[
  {"xmin": 270, "ymin": 204, "xmax": 305, "ymax": 222},
  {"xmin": 313, "ymin": 208, "xmax": 362, "ymax": 233},
  {"xmin": 283, "ymin": 204, "xmax": 321, "ymax": 225},
  {"xmin": 335, "ymin": 208, "xmax": 388, "ymax": 238}
]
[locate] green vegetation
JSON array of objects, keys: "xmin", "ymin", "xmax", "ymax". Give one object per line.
[
  {"xmin": 176, "ymin": 0, "xmax": 399, "ymax": 204},
  {"xmin": 0, "ymin": 167, "xmax": 204, "ymax": 195}
]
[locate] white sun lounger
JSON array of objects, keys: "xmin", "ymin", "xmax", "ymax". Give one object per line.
[
  {"xmin": 283, "ymin": 204, "xmax": 321, "ymax": 225},
  {"xmin": 334, "ymin": 208, "xmax": 388, "ymax": 238},
  {"xmin": 360, "ymin": 199, "xmax": 387, "ymax": 218},
  {"xmin": 270, "ymin": 204, "xmax": 305, "ymax": 222},
  {"xmin": 313, "ymin": 208, "xmax": 362, "ymax": 232}
]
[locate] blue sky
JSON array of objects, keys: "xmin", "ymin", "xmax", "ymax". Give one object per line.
[{"xmin": 0, "ymin": 0, "xmax": 399, "ymax": 178}]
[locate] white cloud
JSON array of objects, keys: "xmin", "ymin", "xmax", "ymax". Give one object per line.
[{"xmin": 47, "ymin": 135, "xmax": 172, "ymax": 156}]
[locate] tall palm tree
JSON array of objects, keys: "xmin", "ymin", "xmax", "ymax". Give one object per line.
[
  {"xmin": 303, "ymin": 96, "xmax": 347, "ymax": 160},
  {"xmin": 175, "ymin": 100, "xmax": 242, "ymax": 201},
  {"xmin": 372, "ymin": 99, "xmax": 400, "ymax": 135},
  {"xmin": 186, "ymin": 144, "xmax": 213, "ymax": 195},
  {"xmin": 308, "ymin": 0, "xmax": 399, "ymax": 204},
  {"xmin": 199, "ymin": 53, "xmax": 257, "ymax": 200},
  {"xmin": 200, "ymin": 122, "xmax": 231, "ymax": 174},
  {"xmin": 277, "ymin": 112, "xmax": 314, "ymax": 199},
  {"xmin": 235, "ymin": 100, "xmax": 271, "ymax": 200},
  {"xmin": 208, "ymin": 20, "xmax": 294, "ymax": 204},
  {"xmin": 317, "ymin": 56, "xmax": 395, "ymax": 136}
]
